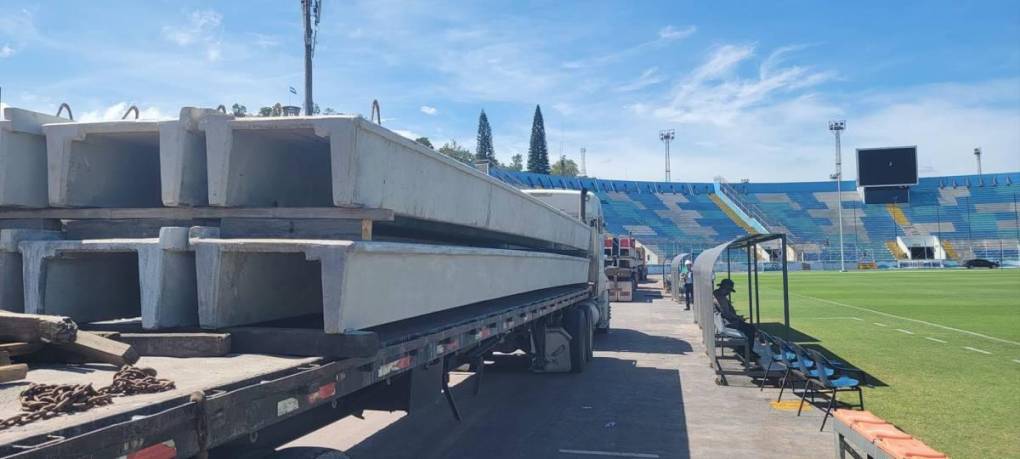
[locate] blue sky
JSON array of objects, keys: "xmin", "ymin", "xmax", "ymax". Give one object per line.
[{"xmin": 2, "ymin": 0, "xmax": 1018, "ymax": 182}]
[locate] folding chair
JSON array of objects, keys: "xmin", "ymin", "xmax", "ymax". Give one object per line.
[{"xmin": 800, "ymin": 349, "xmax": 866, "ymax": 431}]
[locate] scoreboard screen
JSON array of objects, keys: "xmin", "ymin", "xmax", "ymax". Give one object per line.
[{"xmin": 856, "ymin": 146, "xmax": 918, "ymax": 187}]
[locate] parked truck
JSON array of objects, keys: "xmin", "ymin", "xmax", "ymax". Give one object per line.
[
  {"xmin": 603, "ymin": 235, "xmax": 646, "ymax": 302},
  {"xmin": 0, "ymin": 197, "xmax": 611, "ymax": 459}
]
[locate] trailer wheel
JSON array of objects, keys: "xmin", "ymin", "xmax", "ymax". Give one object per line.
[
  {"xmin": 584, "ymin": 307, "xmax": 595, "ymax": 363},
  {"xmin": 565, "ymin": 307, "xmax": 588, "ymax": 373}
]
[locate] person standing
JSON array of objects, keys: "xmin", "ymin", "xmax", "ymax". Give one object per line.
[{"xmin": 683, "ymin": 260, "xmax": 694, "ymax": 310}]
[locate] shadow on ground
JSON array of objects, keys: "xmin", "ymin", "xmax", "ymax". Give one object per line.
[{"xmin": 753, "ymin": 323, "xmax": 888, "ymax": 387}]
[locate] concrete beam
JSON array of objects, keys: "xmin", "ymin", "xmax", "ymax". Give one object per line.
[
  {"xmin": 0, "ymin": 229, "xmax": 62, "ymax": 312},
  {"xmin": 202, "ymin": 116, "xmax": 591, "ymax": 252},
  {"xmin": 44, "ymin": 120, "xmax": 162, "ymax": 207},
  {"xmin": 18, "ymin": 227, "xmax": 213, "ymax": 328},
  {"xmin": 158, "ymin": 107, "xmax": 232, "ymax": 206},
  {"xmin": 192, "ymin": 238, "xmax": 590, "ymax": 332},
  {"xmin": 0, "ymin": 108, "xmax": 69, "ymax": 208}
]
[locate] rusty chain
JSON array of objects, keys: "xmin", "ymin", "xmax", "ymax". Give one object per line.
[{"xmin": 0, "ymin": 366, "xmax": 174, "ymax": 431}]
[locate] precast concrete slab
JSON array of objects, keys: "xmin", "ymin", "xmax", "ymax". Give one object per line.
[
  {"xmin": 44, "ymin": 120, "xmax": 162, "ymax": 207},
  {"xmin": 158, "ymin": 107, "xmax": 231, "ymax": 206},
  {"xmin": 202, "ymin": 116, "xmax": 591, "ymax": 252},
  {"xmin": 0, "ymin": 229, "xmax": 62, "ymax": 312},
  {"xmin": 18, "ymin": 227, "xmax": 214, "ymax": 328},
  {"xmin": 0, "ymin": 108, "xmax": 71, "ymax": 208},
  {"xmin": 191, "ymin": 238, "xmax": 591, "ymax": 332}
]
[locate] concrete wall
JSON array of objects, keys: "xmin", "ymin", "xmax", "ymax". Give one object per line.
[
  {"xmin": 18, "ymin": 227, "xmax": 206, "ymax": 328},
  {"xmin": 0, "ymin": 229, "xmax": 62, "ymax": 312},
  {"xmin": 193, "ymin": 238, "xmax": 590, "ymax": 332},
  {"xmin": 159, "ymin": 108, "xmax": 226, "ymax": 206},
  {"xmin": 0, "ymin": 108, "xmax": 69, "ymax": 208},
  {"xmin": 44, "ymin": 121, "xmax": 162, "ymax": 207},
  {"xmin": 203, "ymin": 116, "xmax": 591, "ymax": 251}
]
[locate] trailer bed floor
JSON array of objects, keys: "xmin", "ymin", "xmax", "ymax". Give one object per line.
[{"xmin": 0, "ymin": 354, "xmax": 318, "ymax": 446}]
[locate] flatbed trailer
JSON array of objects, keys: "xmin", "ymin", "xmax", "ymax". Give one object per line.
[{"xmin": 0, "ymin": 285, "xmax": 593, "ymax": 458}]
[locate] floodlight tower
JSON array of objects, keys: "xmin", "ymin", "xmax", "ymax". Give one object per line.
[
  {"xmin": 580, "ymin": 147, "xmax": 587, "ymax": 177},
  {"xmin": 659, "ymin": 129, "xmax": 675, "ymax": 182},
  {"xmin": 829, "ymin": 120, "xmax": 847, "ymax": 272},
  {"xmin": 974, "ymin": 148, "xmax": 983, "ymax": 176}
]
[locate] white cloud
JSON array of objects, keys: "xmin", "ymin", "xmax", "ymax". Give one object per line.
[
  {"xmin": 162, "ymin": 9, "xmax": 223, "ymax": 62},
  {"xmin": 420, "ymin": 105, "xmax": 438, "ymax": 115},
  {"xmin": 650, "ymin": 44, "xmax": 835, "ymax": 126},
  {"xmin": 616, "ymin": 67, "xmax": 666, "ymax": 92},
  {"xmin": 0, "ymin": 44, "xmax": 13, "ymax": 58},
  {"xmin": 78, "ymin": 102, "xmax": 169, "ymax": 122},
  {"xmin": 658, "ymin": 25, "xmax": 697, "ymax": 41},
  {"xmin": 564, "ymin": 25, "xmax": 697, "ymax": 70}
]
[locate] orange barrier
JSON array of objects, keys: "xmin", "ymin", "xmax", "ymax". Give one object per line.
[{"xmin": 833, "ymin": 409, "xmax": 948, "ymax": 459}]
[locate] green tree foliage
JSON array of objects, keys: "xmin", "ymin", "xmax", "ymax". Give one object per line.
[
  {"xmin": 550, "ymin": 155, "xmax": 579, "ymax": 177},
  {"xmin": 508, "ymin": 153, "xmax": 524, "ymax": 172},
  {"xmin": 415, "ymin": 137, "xmax": 434, "ymax": 149},
  {"xmin": 475, "ymin": 110, "xmax": 495, "ymax": 161},
  {"xmin": 257, "ymin": 103, "xmax": 284, "ymax": 117},
  {"xmin": 527, "ymin": 105, "xmax": 549, "ymax": 174},
  {"xmin": 438, "ymin": 140, "xmax": 475, "ymax": 165},
  {"xmin": 231, "ymin": 103, "xmax": 248, "ymax": 117}
]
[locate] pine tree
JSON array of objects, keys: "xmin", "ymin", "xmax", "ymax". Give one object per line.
[
  {"xmin": 527, "ymin": 105, "xmax": 549, "ymax": 174},
  {"xmin": 475, "ymin": 110, "xmax": 495, "ymax": 161}
]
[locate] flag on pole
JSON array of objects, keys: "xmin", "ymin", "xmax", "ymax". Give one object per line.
[{"xmin": 289, "ymin": 86, "xmax": 298, "ymax": 95}]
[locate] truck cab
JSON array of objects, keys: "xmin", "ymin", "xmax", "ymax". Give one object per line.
[{"xmin": 522, "ymin": 189, "xmax": 611, "ymax": 332}]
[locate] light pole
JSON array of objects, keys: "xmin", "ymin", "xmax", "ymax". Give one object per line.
[
  {"xmin": 829, "ymin": 120, "xmax": 847, "ymax": 272},
  {"xmin": 301, "ymin": 0, "xmax": 323, "ymax": 116},
  {"xmin": 580, "ymin": 147, "xmax": 587, "ymax": 177},
  {"xmin": 974, "ymin": 148, "xmax": 983, "ymax": 176},
  {"xmin": 659, "ymin": 129, "xmax": 675, "ymax": 182}
]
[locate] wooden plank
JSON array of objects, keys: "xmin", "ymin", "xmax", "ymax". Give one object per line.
[
  {"xmin": 227, "ymin": 327, "xmax": 380, "ymax": 359},
  {"xmin": 0, "ymin": 311, "xmax": 78, "ymax": 344},
  {"xmin": 0, "ymin": 342, "xmax": 44, "ymax": 357},
  {"xmin": 116, "ymin": 333, "xmax": 231, "ymax": 357},
  {"xmin": 0, "ymin": 207, "xmax": 395, "ymax": 221},
  {"xmin": 0, "ymin": 364, "xmax": 28, "ymax": 383},
  {"xmin": 54, "ymin": 331, "xmax": 139, "ymax": 366}
]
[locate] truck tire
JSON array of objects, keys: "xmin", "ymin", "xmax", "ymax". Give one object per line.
[
  {"xmin": 584, "ymin": 307, "xmax": 594, "ymax": 362},
  {"xmin": 565, "ymin": 308, "xmax": 587, "ymax": 373}
]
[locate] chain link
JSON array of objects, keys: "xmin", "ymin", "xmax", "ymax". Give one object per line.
[{"xmin": 0, "ymin": 366, "xmax": 174, "ymax": 431}]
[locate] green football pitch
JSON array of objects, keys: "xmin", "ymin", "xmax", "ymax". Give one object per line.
[{"xmin": 726, "ymin": 269, "xmax": 1020, "ymax": 459}]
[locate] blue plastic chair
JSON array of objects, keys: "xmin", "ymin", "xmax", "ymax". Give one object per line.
[
  {"xmin": 754, "ymin": 331, "xmax": 793, "ymax": 390},
  {"xmin": 800, "ymin": 348, "xmax": 866, "ymax": 431},
  {"xmin": 773, "ymin": 337, "xmax": 815, "ymax": 402}
]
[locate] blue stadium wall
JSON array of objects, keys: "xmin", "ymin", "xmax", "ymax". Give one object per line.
[{"xmin": 490, "ymin": 169, "xmax": 1020, "ymax": 266}]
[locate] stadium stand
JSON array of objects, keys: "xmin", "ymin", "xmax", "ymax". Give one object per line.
[{"xmin": 490, "ymin": 169, "xmax": 1020, "ymax": 267}]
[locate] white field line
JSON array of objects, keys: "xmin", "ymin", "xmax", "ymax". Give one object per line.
[
  {"xmin": 963, "ymin": 346, "xmax": 992, "ymax": 355},
  {"xmin": 925, "ymin": 337, "xmax": 947, "ymax": 343},
  {"xmin": 1013, "ymin": 359, "xmax": 1020, "ymax": 364},
  {"xmin": 895, "ymin": 329, "xmax": 914, "ymax": 335},
  {"xmin": 873, "ymin": 323, "xmax": 888, "ymax": 327},
  {"xmin": 795, "ymin": 293, "xmax": 1020, "ymax": 347},
  {"xmin": 559, "ymin": 449, "xmax": 660, "ymax": 458}
]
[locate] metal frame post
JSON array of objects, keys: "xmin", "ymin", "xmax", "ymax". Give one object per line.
[
  {"xmin": 746, "ymin": 245, "xmax": 753, "ymax": 318},
  {"xmin": 753, "ymin": 244, "xmax": 760, "ymax": 324},
  {"xmin": 781, "ymin": 235, "xmax": 791, "ymax": 338}
]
